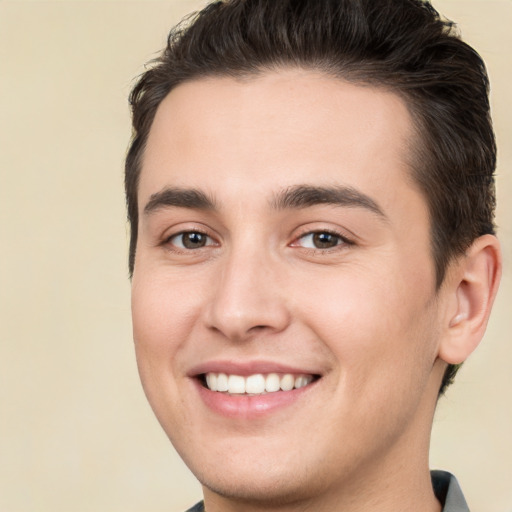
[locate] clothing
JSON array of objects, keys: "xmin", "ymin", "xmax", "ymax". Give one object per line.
[
  {"xmin": 185, "ymin": 470, "xmax": 469, "ymax": 512},
  {"xmin": 185, "ymin": 503, "xmax": 205, "ymax": 512},
  {"xmin": 431, "ymin": 470, "xmax": 470, "ymax": 512}
]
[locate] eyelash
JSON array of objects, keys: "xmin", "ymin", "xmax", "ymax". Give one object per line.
[
  {"xmin": 163, "ymin": 228, "xmax": 353, "ymax": 254},
  {"xmin": 292, "ymin": 229, "xmax": 354, "ymax": 252},
  {"xmin": 164, "ymin": 229, "xmax": 217, "ymax": 252}
]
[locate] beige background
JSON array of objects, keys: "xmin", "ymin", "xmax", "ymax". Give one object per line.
[{"xmin": 0, "ymin": 1, "xmax": 510, "ymax": 511}]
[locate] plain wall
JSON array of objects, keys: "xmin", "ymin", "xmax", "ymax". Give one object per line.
[{"xmin": 0, "ymin": 1, "xmax": 510, "ymax": 511}]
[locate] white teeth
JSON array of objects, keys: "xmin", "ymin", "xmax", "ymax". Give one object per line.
[
  {"xmin": 204, "ymin": 372, "xmax": 314, "ymax": 394},
  {"xmin": 265, "ymin": 373, "xmax": 281, "ymax": 392},
  {"xmin": 206, "ymin": 373, "xmax": 218, "ymax": 391},
  {"xmin": 217, "ymin": 373, "xmax": 229, "ymax": 392},
  {"xmin": 245, "ymin": 374, "xmax": 265, "ymax": 394},
  {"xmin": 227, "ymin": 374, "xmax": 245, "ymax": 394},
  {"xmin": 280, "ymin": 374, "xmax": 295, "ymax": 391},
  {"xmin": 295, "ymin": 375, "xmax": 309, "ymax": 389}
]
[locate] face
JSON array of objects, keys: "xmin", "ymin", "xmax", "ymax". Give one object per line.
[{"xmin": 132, "ymin": 70, "xmax": 447, "ymax": 507}]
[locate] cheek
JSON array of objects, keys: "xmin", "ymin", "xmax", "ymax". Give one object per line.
[
  {"xmin": 298, "ymin": 261, "xmax": 437, "ymax": 382},
  {"xmin": 300, "ymin": 270, "xmax": 439, "ymax": 448},
  {"xmin": 130, "ymin": 275, "xmax": 200, "ymax": 429},
  {"xmin": 130, "ymin": 272, "xmax": 205, "ymax": 401},
  {"xmin": 132, "ymin": 270, "xmax": 201, "ymax": 345}
]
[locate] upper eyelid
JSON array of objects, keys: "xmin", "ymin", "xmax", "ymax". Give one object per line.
[
  {"xmin": 162, "ymin": 223, "xmax": 215, "ymax": 241},
  {"xmin": 299, "ymin": 231, "xmax": 346, "ymax": 241},
  {"xmin": 293, "ymin": 226, "xmax": 354, "ymax": 243},
  {"xmin": 166, "ymin": 227, "xmax": 210, "ymax": 240},
  {"xmin": 159, "ymin": 223, "xmax": 355, "ymax": 246},
  {"xmin": 301, "ymin": 228, "xmax": 349, "ymax": 238},
  {"xmin": 294, "ymin": 232, "xmax": 350, "ymax": 247},
  {"xmin": 166, "ymin": 230, "xmax": 217, "ymax": 246}
]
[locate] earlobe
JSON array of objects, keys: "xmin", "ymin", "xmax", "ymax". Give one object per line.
[{"xmin": 439, "ymin": 234, "xmax": 502, "ymax": 365}]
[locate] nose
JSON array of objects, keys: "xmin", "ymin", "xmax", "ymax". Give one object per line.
[{"xmin": 204, "ymin": 246, "xmax": 291, "ymax": 342}]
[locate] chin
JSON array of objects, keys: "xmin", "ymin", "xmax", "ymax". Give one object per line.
[
  {"xmin": 183, "ymin": 442, "xmax": 336, "ymax": 508},
  {"xmin": 198, "ymin": 467, "xmax": 321, "ymax": 507}
]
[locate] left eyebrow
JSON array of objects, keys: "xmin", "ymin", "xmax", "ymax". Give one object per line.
[{"xmin": 271, "ymin": 184, "xmax": 388, "ymax": 220}]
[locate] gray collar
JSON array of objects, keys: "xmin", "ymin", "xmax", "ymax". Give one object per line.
[{"xmin": 432, "ymin": 470, "xmax": 470, "ymax": 512}]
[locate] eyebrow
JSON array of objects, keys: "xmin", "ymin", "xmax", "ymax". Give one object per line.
[
  {"xmin": 271, "ymin": 184, "xmax": 387, "ymax": 219},
  {"xmin": 143, "ymin": 187, "xmax": 216, "ymax": 214},
  {"xmin": 143, "ymin": 184, "xmax": 387, "ymax": 220}
]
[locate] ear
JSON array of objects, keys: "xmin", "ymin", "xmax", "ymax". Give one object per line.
[{"xmin": 438, "ymin": 234, "xmax": 502, "ymax": 365}]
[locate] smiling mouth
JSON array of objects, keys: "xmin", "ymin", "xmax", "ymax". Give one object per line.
[{"xmin": 200, "ymin": 372, "xmax": 319, "ymax": 395}]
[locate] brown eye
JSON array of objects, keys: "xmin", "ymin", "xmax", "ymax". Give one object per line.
[
  {"xmin": 170, "ymin": 231, "xmax": 213, "ymax": 249},
  {"xmin": 296, "ymin": 231, "xmax": 347, "ymax": 249},
  {"xmin": 312, "ymin": 232, "xmax": 340, "ymax": 248}
]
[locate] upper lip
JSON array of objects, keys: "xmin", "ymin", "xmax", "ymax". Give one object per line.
[{"xmin": 188, "ymin": 360, "xmax": 322, "ymax": 378}]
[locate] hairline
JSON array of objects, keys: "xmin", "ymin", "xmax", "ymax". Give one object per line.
[{"xmin": 132, "ymin": 64, "xmax": 444, "ymax": 287}]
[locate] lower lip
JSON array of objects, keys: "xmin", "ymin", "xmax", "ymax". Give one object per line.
[{"xmin": 193, "ymin": 379, "xmax": 317, "ymax": 419}]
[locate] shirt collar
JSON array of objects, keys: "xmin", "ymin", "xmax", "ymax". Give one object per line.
[{"xmin": 431, "ymin": 470, "xmax": 470, "ymax": 512}]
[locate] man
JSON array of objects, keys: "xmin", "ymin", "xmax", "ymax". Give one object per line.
[{"xmin": 125, "ymin": 1, "xmax": 502, "ymax": 510}]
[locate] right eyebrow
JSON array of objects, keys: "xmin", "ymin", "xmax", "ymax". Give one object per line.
[{"xmin": 143, "ymin": 187, "xmax": 217, "ymax": 215}]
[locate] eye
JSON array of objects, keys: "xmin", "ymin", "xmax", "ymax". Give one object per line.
[
  {"xmin": 295, "ymin": 231, "xmax": 348, "ymax": 249},
  {"xmin": 168, "ymin": 231, "xmax": 215, "ymax": 250}
]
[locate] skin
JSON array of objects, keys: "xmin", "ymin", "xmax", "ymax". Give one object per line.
[{"xmin": 131, "ymin": 69, "xmax": 500, "ymax": 512}]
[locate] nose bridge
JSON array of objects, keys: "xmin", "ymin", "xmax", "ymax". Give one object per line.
[{"xmin": 205, "ymin": 240, "xmax": 290, "ymax": 340}]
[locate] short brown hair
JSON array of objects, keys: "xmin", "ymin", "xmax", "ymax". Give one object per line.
[{"xmin": 125, "ymin": 0, "xmax": 496, "ymax": 394}]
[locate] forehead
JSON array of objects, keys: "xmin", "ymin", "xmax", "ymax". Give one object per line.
[{"xmin": 140, "ymin": 68, "xmax": 420, "ymax": 213}]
